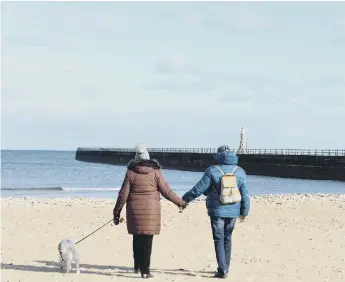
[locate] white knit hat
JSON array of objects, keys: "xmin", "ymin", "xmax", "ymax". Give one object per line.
[{"xmin": 135, "ymin": 142, "xmax": 150, "ymax": 161}]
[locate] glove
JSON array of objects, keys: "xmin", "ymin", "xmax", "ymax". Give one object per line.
[
  {"xmin": 113, "ymin": 216, "xmax": 120, "ymax": 225},
  {"xmin": 113, "ymin": 208, "xmax": 120, "ymax": 225}
]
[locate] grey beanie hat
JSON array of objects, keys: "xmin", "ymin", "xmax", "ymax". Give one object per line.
[
  {"xmin": 217, "ymin": 145, "xmax": 231, "ymax": 154},
  {"xmin": 135, "ymin": 142, "xmax": 150, "ymax": 161}
]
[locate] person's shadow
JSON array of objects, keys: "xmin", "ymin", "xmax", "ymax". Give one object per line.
[{"xmin": 2, "ymin": 260, "xmax": 213, "ymax": 278}]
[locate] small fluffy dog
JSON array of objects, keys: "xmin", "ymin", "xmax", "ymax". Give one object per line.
[{"xmin": 58, "ymin": 239, "xmax": 80, "ymax": 274}]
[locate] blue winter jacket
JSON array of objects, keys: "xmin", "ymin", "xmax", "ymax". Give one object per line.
[{"xmin": 182, "ymin": 151, "xmax": 250, "ymax": 218}]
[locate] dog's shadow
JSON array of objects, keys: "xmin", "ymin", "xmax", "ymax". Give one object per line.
[{"xmin": 1, "ymin": 261, "xmax": 115, "ymax": 277}]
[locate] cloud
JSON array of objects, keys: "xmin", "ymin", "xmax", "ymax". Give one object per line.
[
  {"xmin": 335, "ymin": 16, "xmax": 345, "ymax": 29},
  {"xmin": 152, "ymin": 57, "xmax": 291, "ymax": 99},
  {"xmin": 2, "ymin": 1, "xmax": 130, "ymax": 52},
  {"xmin": 154, "ymin": 56, "xmax": 203, "ymax": 76},
  {"xmin": 143, "ymin": 81, "xmax": 216, "ymax": 94},
  {"xmin": 204, "ymin": 10, "xmax": 270, "ymax": 31},
  {"xmin": 172, "ymin": 9, "xmax": 271, "ymax": 32},
  {"xmin": 148, "ymin": 56, "xmax": 345, "ymax": 118}
]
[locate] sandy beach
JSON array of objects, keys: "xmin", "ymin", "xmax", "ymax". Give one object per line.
[{"xmin": 1, "ymin": 194, "xmax": 344, "ymax": 282}]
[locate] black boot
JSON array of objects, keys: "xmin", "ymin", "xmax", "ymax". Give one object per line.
[{"xmin": 214, "ymin": 272, "xmax": 228, "ymax": 279}]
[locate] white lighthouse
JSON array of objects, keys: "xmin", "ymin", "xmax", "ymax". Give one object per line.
[{"xmin": 238, "ymin": 127, "xmax": 247, "ymax": 154}]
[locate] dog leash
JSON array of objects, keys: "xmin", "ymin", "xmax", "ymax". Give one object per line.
[{"xmin": 75, "ymin": 217, "xmax": 123, "ymax": 245}]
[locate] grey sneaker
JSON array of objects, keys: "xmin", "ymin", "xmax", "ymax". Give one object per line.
[{"xmin": 141, "ymin": 274, "xmax": 154, "ymax": 279}]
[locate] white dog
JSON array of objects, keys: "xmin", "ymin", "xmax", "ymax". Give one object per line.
[{"xmin": 58, "ymin": 239, "xmax": 80, "ymax": 274}]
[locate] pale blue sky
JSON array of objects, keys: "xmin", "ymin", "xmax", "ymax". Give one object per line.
[{"xmin": 1, "ymin": 1, "xmax": 345, "ymax": 150}]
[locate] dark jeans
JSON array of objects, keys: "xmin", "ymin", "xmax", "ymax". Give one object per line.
[
  {"xmin": 133, "ymin": 235, "xmax": 153, "ymax": 274},
  {"xmin": 210, "ymin": 217, "xmax": 236, "ymax": 275}
]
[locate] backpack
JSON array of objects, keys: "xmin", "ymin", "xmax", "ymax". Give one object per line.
[{"xmin": 213, "ymin": 166, "xmax": 242, "ymax": 205}]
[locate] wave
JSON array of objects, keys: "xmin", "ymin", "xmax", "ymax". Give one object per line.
[
  {"xmin": 62, "ymin": 188, "xmax": 120, "ymax": 191},
  {"xmin": 1, "ymin": 187, "xmax": 120, "ymax": 192},
  {"xmin": 1, "ymin": 187, "xmax": 64, "ymax": 191}
]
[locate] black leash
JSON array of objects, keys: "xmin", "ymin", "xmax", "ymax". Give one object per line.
[
  {"xmin": 59, "ymin": 250, "xmax": 66, "ymax": 263},
  {"xmin": 75, "ymin": 218, "xmax": 114, "ymax": 245}
]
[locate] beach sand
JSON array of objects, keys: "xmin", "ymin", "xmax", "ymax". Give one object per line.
[{"xmin": 1, "ymin": 194, "xmax": 344, "ymax": 282}]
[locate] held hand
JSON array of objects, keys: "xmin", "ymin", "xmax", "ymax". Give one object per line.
[
  {"xmin": 181, "ymin": 201, "xmax": 188, "ymax": 210},
  {"xmin": 178, "ymin": 201, "xmax": 188, "ymax": 213}
]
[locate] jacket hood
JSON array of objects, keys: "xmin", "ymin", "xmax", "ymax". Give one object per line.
[
  {"xmin": 215, "ymin": 151, "xmax": 238, "ymax": 165},
  {"xmin": 127, "ymin": 159, "xmax": 161, "ymax": 174}
]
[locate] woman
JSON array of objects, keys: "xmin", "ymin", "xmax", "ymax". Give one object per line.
[{"xmin": 113, "ymin": 143, "xmax": 187, "ymax": 279}]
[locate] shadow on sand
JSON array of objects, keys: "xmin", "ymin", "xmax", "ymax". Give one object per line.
[
  {"xmin": 1, "ymin": 261, "xmax": 113, "ymax": 276},
  {"xmin": 2, "ymin": 261, "xmax": 214, "ymax": 278}
]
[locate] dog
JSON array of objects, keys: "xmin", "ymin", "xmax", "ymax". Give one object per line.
[{"xmin": 58, "ymin": 239, "xmax": 80, "ymax": 274}]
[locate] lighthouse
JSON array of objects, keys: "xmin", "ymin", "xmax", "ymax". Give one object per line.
[{"xmin": 238, "ymin": 127, "xmax": 247, "ymax": 154}]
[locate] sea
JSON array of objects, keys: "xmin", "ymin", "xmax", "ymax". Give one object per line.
[{"xmin": 1, "ymin": 150, "xmax": 344, "ymax": 198}]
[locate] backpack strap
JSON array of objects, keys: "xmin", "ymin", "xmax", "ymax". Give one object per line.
[
  {"xmin": 216, "ymin": 165, "xmax": 238, "ymax": 175},
  {"xmin": 214, "ymin": 165, "xmax": 225, "ymax": 175},
  {"xmin": 231, "ymin": 166, "xmax": 238, "ymax": 175},
  {"xmin": 212, "ymin": 166, "xmax": 224, "ymax": 193}
]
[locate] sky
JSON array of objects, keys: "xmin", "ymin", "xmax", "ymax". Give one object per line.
[{"xmin": 1, "ymin": 1, "xmax": 345, "ymax": 150}]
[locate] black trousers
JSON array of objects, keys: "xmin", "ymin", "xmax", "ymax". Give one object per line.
[{"xmin": 133, "ymin": 235, "xmax": 153, "ymax": 274}]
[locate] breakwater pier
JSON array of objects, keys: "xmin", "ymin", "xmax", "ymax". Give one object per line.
[{"xmin": 75, "ymin": 148, "xmax": 345, "ymax": 181}]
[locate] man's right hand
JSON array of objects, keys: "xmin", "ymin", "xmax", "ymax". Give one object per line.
[{"xmin": 239, "ymin": 215, "xmax": 246, "ymax": 223}]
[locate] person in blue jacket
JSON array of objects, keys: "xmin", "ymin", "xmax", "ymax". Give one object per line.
[{"xmin": 182, "ymin": 145, "xmax": 250, "ymax": 279}]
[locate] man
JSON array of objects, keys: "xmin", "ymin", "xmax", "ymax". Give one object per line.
[{"xmin": 182, "ymin": 145, "xmax": 250, "ymax": 279}]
